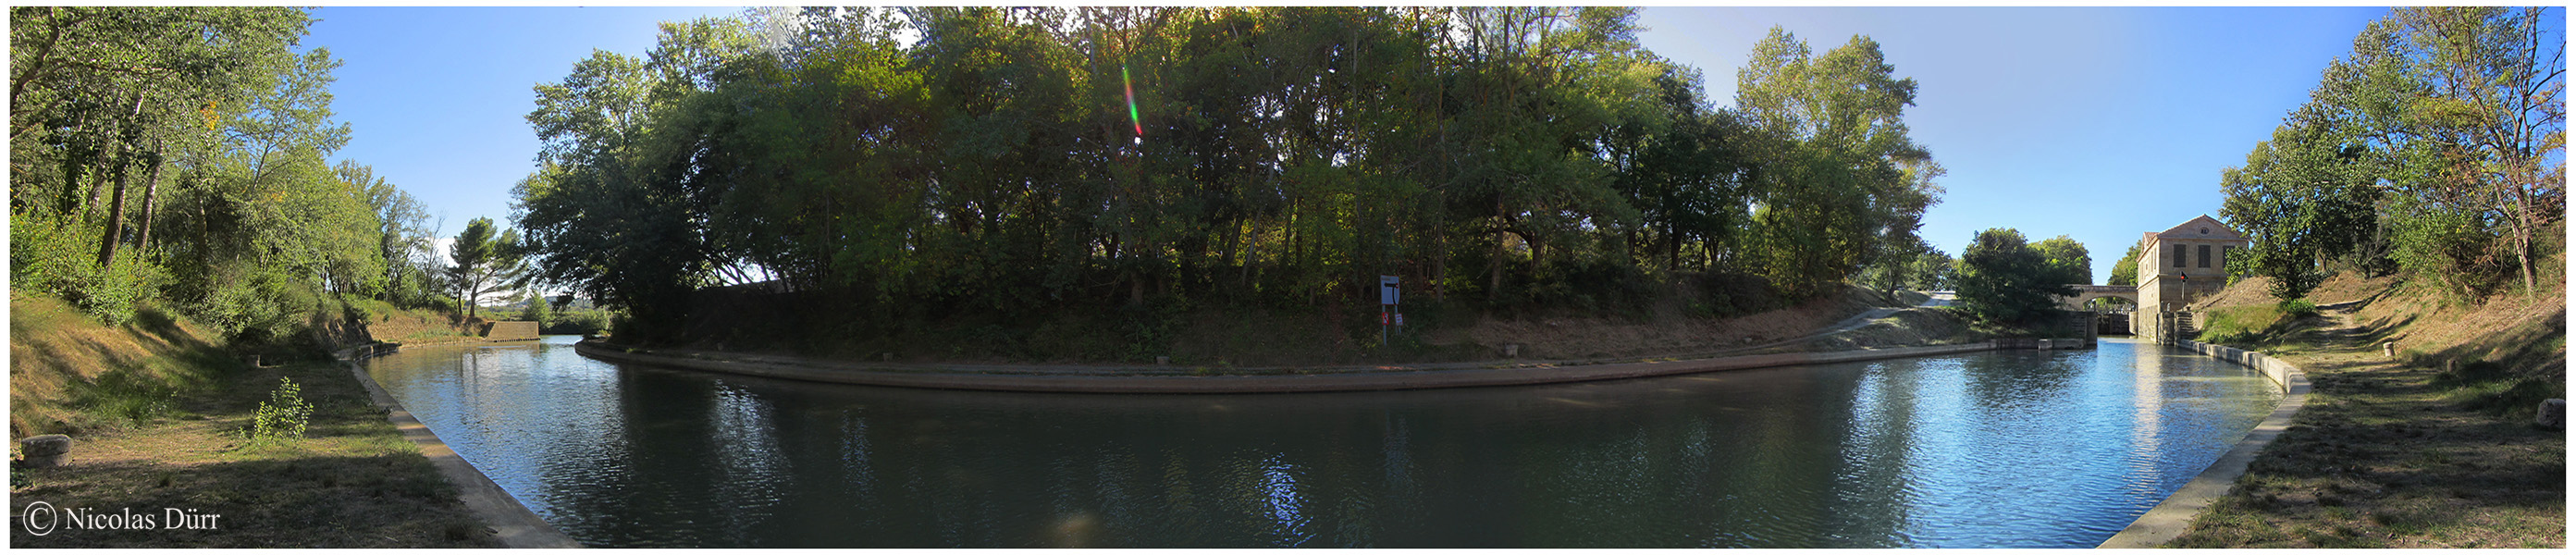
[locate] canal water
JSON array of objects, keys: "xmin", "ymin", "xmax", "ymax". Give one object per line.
[{"xmin": 362, "ymin": 336, "xmax": 2279, "ymax": 548}]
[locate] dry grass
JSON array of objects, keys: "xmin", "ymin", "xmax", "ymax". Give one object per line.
[
  {"xmin": 2166, "ymin": 263, "xmax": 2565, "ymax": 549},
  {"xmin": 10, "ymin": 293, "xmax": 233, "ymax": 438},
  {"xmin": 9, "ymin": 293, "xmax": 499, "ymax": 548},
  {"xmin": 1437, "ymin": 284, "xmax": 1883, "ymax": 360}
]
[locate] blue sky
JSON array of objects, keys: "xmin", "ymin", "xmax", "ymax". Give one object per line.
[
  {"xmin": 312, "ymin": 6, "xmax": 2407, "ymax": 284},
  {"xmin": 305, "ymin": 6, "xmax": 737, "ymax": 243}
]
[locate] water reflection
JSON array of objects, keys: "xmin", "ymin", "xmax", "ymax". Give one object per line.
[{"xmin": 363, "ymin": 337, "xmax": 2277, "ymax": 548}]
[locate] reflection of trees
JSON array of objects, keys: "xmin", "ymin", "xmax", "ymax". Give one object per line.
[{"xmin": 364, "ymin": 342, "xmax": 2282, "ymax": 548}]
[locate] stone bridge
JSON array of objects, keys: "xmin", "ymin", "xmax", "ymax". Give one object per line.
[{"xmin": 2061, "ymin": 284, "xmax": 2138, "ymax": 311}]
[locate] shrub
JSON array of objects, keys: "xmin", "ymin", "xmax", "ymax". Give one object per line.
[
  {"xmin": 2278, "ymin": 298, "xmax": 2319, "ymax": 319},
  {"xmin": 10, "ymin": 212, "xmax": 172, "ymax": 325},
  {"xmin": 246, "ymin": 377, "xmax": 313, "ymax": 444}
]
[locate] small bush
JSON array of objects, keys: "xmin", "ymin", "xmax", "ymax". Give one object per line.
[
  {"xmin": 246, "ymin": 377, "xmax": 314, "ymax": 445},
  {"xmin": 2278, "ymin": 298, "xmax": 2319, "ymax": 319}
]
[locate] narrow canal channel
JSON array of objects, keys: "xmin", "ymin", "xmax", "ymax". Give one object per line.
[{"xmin": 362, "ymin": 336, "xmax": 2278, "ymax": 548}]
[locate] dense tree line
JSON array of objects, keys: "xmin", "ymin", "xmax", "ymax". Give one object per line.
[
  {"xmin": 512, "ymin": 7, "xmax": 1945, "ymax": 343},
  {"xmin": 2222, "ymin": 6, "xmax": 2562, "ymax": 302},
  {"xmin": 1954, "ymin": 228, "xmax": 2087, "ymax": 324},
  {"xmin": 11, "ymin": 7, "xmax": 465, "ymax": 347}
]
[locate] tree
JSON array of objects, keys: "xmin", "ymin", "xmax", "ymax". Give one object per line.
[
  {"xmin": 507, "ymin": 8, "xmax": 1953, "ymax": 351},
  {"xmin": 1954, "ymin": 228, "xmax": 2076, "ymax": 324},
  {"xmin": 1857, "ymin": 236, "xmax": 1930, "ymax": 297},
  {"xmin": 447, "ymin": 217, "xmax": 527, "ymax": 320},
  {"xmin": 2389, "ymin": 7, "xmax": 2563, "ymax": 296},
  {"xmin": 1733, "ymin": 27, "xmax": 1941, "ymax": 300},
  {"xmin": 2106, "ymin": 241, "xmax": 2144, "ymax": 286},
  {"xmin": 1907, "ymin": 249, "xmax": 1954, "ymax": 291},
  {"xmin": 2219, "ymin": 121, "xmax": 2382, "ymax": 302},
  {"xmin": 11, "ymin": 7, "xmax": 417, "ymax": 342},
  {"xmin": 2031, "ymin": 235, "xmax": 2091, "ymax": 285},
  {"xmin": 519, "ymin": 292, "xmax": 551, "ymax": 327},
  {"xmin": 2225, "ymin": 7, "xmax": 2563, "ymax": 302}
]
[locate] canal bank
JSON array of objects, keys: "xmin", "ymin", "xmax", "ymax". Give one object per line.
[
  {"xmin": 2098, "ymin": 339, "xmax": 2311, "ymax": 548},
  {"xmin": 335, "ymin": 342, "xmax": 581, "ymax": 549},
  {"xmin": 572, "ymin": 339, "xmax": 2020, "ymax": 393}
]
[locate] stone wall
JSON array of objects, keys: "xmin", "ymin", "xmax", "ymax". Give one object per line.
[{"xmin": 482, "ymin": 321, "xmax": 540, "ymax": 341}]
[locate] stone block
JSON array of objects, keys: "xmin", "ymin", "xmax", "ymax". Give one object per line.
[
  {"xmin": 19, "ymin": 434, "xmax": 70, "ymax": 467},
  {"xmin": 2539, "ymin": 399, "xmax": 2565, "ymax": 430}
]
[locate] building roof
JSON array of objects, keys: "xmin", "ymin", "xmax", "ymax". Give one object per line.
[{"xmin": 2151, "ymin": 215, "xmax": 2244, "ymax": 241}]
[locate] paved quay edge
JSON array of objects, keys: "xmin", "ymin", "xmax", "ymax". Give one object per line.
[
  {"xmin": 2097, "ymin": 339, "xmax": 2312, "ymax": 549},
  {"xmin": 335, "ymin": 342, "xmax": 582, "ymax": 549},
  {"xmin": 572, "ymin": 339, "xmax": 2004, "ymax": 394}
]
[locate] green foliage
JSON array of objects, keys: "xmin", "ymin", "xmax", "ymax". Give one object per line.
[
  {"xmin": 2278, "ymin": 298, "xmax": 2320, "ymax": 319},
  {"xmin": 12, "ymin": 7, "xmax": 413, "ymax": 353},
  {"xmin": 513, "ymin": 8, "xmax": 1943, "ymax": 344},
  {"xmin": 2107, "ymin": 241, "xmax": 2144, "ymax": 286},
  {"xmin": 519, "ymin": 296, "xmax": 552, "ymax": 327},
  {"xmin": 542, "ymin": 307, "xmax": 614, "ymax": 336},
  {"xmin": 1906, "ymin": 249, "xmax": 1954, "ymax": 291},
  {"xmin": 446, "ymin": 217, "xmax": 528, "ymax": 320},
  {"xmin": 12, "ymin": 211, "xmax": 170, "ymax": 325},
  {"xmin": 2224, "ymin": 6, "xmax": 2562, "ymax": 302},
  {"xmin": 245, "ymin": 376, "xmax": 313, "ymax": 445},
  {"xmin": 1735, "ymin": 27, "xmax": 1941, "ymax": 301},
  {"xmin": 1954, "ymin": 228, "xmax": 2077, "ymax": 324},
  {"xmin": 2193, "ymin": 303, "xmax": 2289, "ymax": 347},
  {"xmin": 2032, "ymin": 235, "xmax": 2091, "ymax": 285}
]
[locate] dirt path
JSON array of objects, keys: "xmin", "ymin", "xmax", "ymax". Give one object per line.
[{"xmin": 2165, "ymin": 304, "xmax": 2565, "ymax": 548}]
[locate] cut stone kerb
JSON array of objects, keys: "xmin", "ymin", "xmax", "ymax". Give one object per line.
[{"xmin": 18, "ymin": 434, "xmax": 72, "ymax": 467}]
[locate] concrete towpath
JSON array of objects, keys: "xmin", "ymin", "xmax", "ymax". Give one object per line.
[{"xmin": 571, "ymin": 291, "xmax": 1985, "ymax": 393}]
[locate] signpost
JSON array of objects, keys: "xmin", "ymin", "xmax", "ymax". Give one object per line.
[{"xmin": 1380, "ymin": 276, "xmax": 1400, "ymax": 346}]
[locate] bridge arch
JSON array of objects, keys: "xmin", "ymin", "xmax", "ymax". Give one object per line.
[{"xmin": 2061, "ymin": 285, "xmax": 2138, "ymax": 311}]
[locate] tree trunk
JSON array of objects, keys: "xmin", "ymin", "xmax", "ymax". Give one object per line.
[
  {"xmin": 131, "ymin": 149, "xmax": 162, "ymax": 256},
  {"xmin": 81, "ymin": 93, "xmax": 145, "ymax": 220},
  {"xmin": 81, "ymin": 138, "xmax": 119, "ymax": 218},
  {"xmin": 93, "ymin": 148, "xmax": 145, "ymax": 267},
  {"xmin": 2516, "ymin": 211, "xmax": 2534, "ymax": 298},
  {"xmin": 1488, "ymin": 199, "xmax": 1505, "ymax": 300}
]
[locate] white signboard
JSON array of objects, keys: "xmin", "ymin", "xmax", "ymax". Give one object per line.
[{"xmin": 1379, "ymin": 276, "xmax": 1399, "ymax": 305}]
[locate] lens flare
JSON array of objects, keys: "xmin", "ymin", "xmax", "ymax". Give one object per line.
[{"xmin": 1123, "ymin": 65, "xmax": 1142, "ymax": 142}]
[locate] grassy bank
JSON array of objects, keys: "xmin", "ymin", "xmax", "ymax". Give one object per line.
[
  {"xmin": 683, "ymin": 276, "xmax": 1909, "ymax": 366},
  {"xmin": 2165, "ymin": 268, "xmax": 2565, "ymax": 548},
  {"xmin": 9, "ymin": 294, "xmax": 499, "ymax": 547}
]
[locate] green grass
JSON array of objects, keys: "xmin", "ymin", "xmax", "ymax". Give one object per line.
[
  {"xmin": 8, "ymin": 359, "xmax": 502, "ymax": 548},
  {"xmin": 2194, "ymin": 302, "xmax": 2290, "ymax": 346},
  {"xmin": 11, "ymin": 293, "xmax": 500, "ymax": 548}
]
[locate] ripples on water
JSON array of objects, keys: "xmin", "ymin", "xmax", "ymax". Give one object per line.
[{"xmin": 363, "ymin": 337, "xmax": 2278, "ymax": 548}]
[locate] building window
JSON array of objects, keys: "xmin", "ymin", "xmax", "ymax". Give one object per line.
[
  {"xmin": 2172, "ymin": 244, "xmax": 2187, "ymax": 267},
  {"xmin": 2198, "ymin": 244, "xmax": 2212, "ymax": 268},
  {"xmin": 2220, "ymin": 246, "xmax": 2232, "ymax": 270}
]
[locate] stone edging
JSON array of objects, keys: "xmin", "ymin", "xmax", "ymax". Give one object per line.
[
  {"xmin": 2097, "ymin": 339, "xmax": 2312, "ymax": 548},
  {"xmin": 332, "ymin": 343, "xmax": 582, "ymax": 549},
  {"xmin": 573, "ymin": 339, "xmax": 2003, "ymax": 394}
]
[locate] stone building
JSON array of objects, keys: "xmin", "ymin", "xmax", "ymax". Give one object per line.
[{"xmin": 2135, "ymin": 215, "xmax": 2248, "ymax": 339}]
